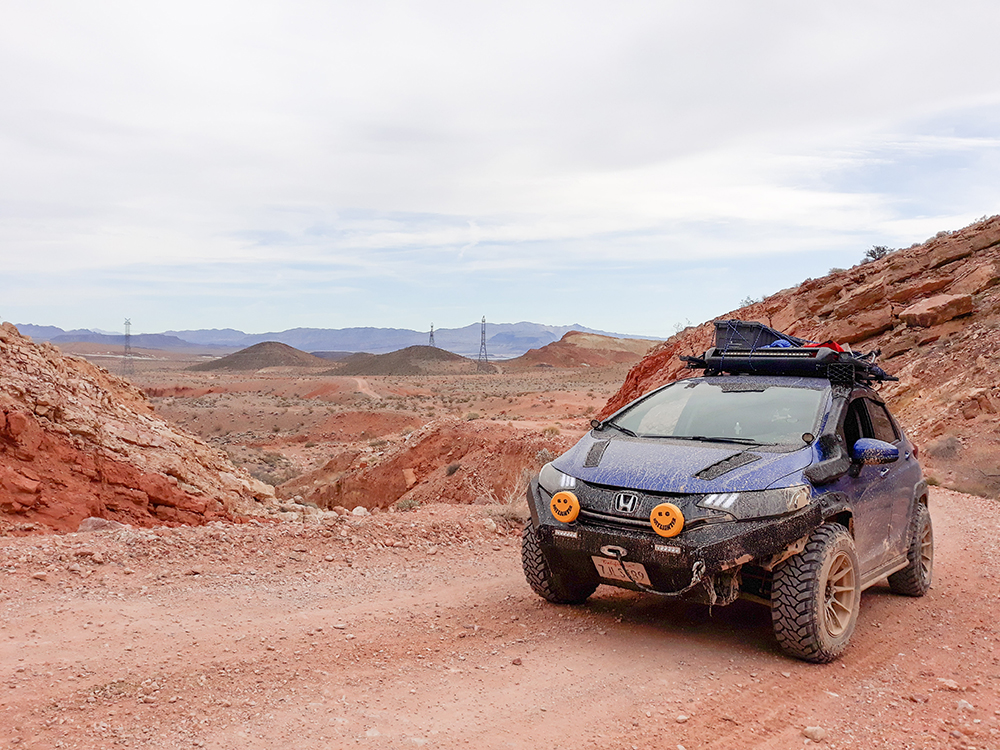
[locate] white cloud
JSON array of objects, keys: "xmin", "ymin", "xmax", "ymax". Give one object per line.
[{"xmin": 2, "ymin": 1, "xmax": 1000, "ymax": 332}]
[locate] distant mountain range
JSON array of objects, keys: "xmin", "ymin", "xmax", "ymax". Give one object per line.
[{"xmin": 14, "ymin": 322, "xmax": 661, "ymax": 359}]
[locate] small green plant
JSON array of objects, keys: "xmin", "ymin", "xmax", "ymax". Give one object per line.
[
  {"xmin": 395, "ymin": 497, "xmax": 421, "ymax": 512},
  {"xmin": 465, "ymin": 412, "xmax": 480, "ymax": 421},
  {"xmin": 926, "ymin": 476, "xmax": 941, "ymax": 487}
]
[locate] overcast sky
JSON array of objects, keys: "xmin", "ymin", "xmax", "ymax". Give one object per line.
[{"xmin": 2, "ymin": 1, "xmax": 1000, "ymax": 338}]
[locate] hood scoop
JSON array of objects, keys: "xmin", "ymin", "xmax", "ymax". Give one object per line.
[
  {"xmin": 695, "ymin": 451, "xmax": 762, "ymax": 481},
  {"xmin": 584, "ymin": 441, "xmax": 611, "ymax": 468}
]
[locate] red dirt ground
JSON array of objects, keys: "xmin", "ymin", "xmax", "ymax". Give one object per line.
[{"xmin": 0, "ymin": 488, "xmax": 997, "ymax": 750}]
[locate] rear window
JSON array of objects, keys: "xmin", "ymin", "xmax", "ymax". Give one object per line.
[{"xmin": 611, "ymin": 380, "xmax": 827, "ymax": 445}]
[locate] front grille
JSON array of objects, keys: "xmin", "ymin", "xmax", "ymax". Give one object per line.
[{"xmin": 578, "ymin": 508, "xmax": 652, "ymax": 531}]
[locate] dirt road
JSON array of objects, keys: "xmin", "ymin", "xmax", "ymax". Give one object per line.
[{"xmin": 2, "ymin": 488, "xmax": 998, "ymax": 749}]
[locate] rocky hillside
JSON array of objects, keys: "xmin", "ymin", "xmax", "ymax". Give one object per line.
[
  {"xmin": 600, "ymin": 215, "xmax": 1000, "ymax": 498},
  {"xmin": 0, "ymin": 323, "xmax": 276, "ymax": 533}
]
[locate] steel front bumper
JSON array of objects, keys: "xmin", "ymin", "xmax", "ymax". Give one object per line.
[{"xmin": 527, "ymin": 479, "xmax": 822, "ymax": 585}]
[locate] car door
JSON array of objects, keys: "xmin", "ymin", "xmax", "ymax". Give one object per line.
[
  {"xmin": 832, "ymin": 396, "xmax": 899, "ymax": 573},
  {"xmin": 865, "ymin": 399, "xmax": 921, "ymax": 557}
]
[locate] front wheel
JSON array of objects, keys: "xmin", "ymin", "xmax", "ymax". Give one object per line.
[
  {"xmin": 521, "ymin": 521, "xmax": 598, "ymax": 604},
  {"xmin": 771, "ymin": 523, "xmax": 860, "ymax": 663},
  {"xmin": 888, "ymin": 503, "xmax": 933, "ymax": 596}
]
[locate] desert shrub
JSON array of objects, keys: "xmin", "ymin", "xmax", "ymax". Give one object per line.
[
  {"xmin": 863, "ymin": 245, "xmax": 892, "ymax": 263},
  {"xmin": 368, "ymin": 438, "xmax": 388, "ymax": 448},
  {"xmin": 304, "ymin": 442, "xmax": 317, "ymax": 448},
  {"xmin": 465, "ymin": 412, "xmax": 480, "ymax": 421},
  {"xmin": 535, "ymin": 448, "xmax": 556, "ymax": 464},
  {"xmin": 395, "ymin": 497, "xmax": 421, "ymax": 512},
  {"xmin": 542, "ymin": 426, "xmax": 560, "ymax": 437}
]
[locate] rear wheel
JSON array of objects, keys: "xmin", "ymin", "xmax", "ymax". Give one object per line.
[
  {"xmin": 771, "ymin": 523, "xmax": 860, "ymax": 663},
  {"xmin": 888, "ymin": 503, "xmax": 933, "ymax": 596},
  {"xmin": 521, "ymin": 521, "xmax": 598, "ymax": 604}
]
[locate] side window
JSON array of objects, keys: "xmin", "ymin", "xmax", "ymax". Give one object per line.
[
  {"xmin": 843, "ymin": 399, "xmax": 869, "ymax": 447},
  {"xmin": 866, "ymin": 401, "xmax": 900, "ymax": 443}
]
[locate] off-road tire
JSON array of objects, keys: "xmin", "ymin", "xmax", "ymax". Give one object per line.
[
  {"xmin": 771, "ymin": 523, "xmax": 860, "ymax": 663},
  {"xmin": 521, "ymin": 521, "xmax": 598, "ymax": 604},
  {"xmin": 888, "ymin": 503, "xmax": 933, "ymax": 596}
]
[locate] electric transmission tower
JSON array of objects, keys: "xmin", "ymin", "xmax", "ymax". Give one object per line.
[
  {"xmin": 429, "ymin": 323, "xmax": 436, "ymax": 348},
  {"xmin": 477, "ymin": 316, "xmax": 489, "ymax": 372},
  {"xmin": 122, "ymin": 318, "xmax": 135, "ymax": 377}
]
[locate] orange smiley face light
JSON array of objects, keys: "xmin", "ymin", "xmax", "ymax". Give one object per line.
[
  {"xmin": 650, "ymin": 502, "xmax": 684, "ymax": 538},
  {"xmin": 550, "ymin": 491, "xmax": 580, "ymax": 523}
]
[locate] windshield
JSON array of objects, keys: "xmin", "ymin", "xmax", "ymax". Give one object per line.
[{"xmin": 608, "ymin": 379, "xmax": 827, "ymax": 445}]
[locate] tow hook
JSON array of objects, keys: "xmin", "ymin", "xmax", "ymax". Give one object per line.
[{"xmin": 600, "ymin": 545, "xmax": 628, "ymax": 558}]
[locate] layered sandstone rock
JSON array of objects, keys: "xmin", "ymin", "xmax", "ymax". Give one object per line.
[
  {"xmin": 0, "ymin": 323, "xmax": 276, "ymax": 533},
  {"xmin": 599, "ymin": 215, "xmax": 1000, "ymax": 497}
]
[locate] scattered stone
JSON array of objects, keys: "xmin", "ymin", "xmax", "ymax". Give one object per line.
[
  {"xmin": 332, "ymin": 623, "xmax": 348, "ymax": 630},
  {"xmin": 938, "ymin": 678, "xmax": 962, "ymax": 691},
  {"xmin": 512, "ymin": 658, "xmax": 522, "ymax": 666},
  {"xmin": 675, "ymin": 715, "xmax": 689, "ymax": 724},
  {"xmin": 909, "ymin": 694, "xmax": 930, "ymax": 703},
  {"xmin": 31, "ymin": 571, "xmax": 47, "ymax": 581},
  {"xmin": 802, "ymin": 726, "xmax": 827, "ymax": 742},
  {"xmin": 958, "ymin": 699, "xmax": 974, "ymax": 711},
  {"xmin": 184, "ymin": 567, "xmax": 203, "ymax": 576},
  {"xmin": 483, "ymin": 518, "xmax": 498, "ymax": 533},
  {"xmin": 351, "ymin": 507, "xmax": 369, "ymax": 517},
  {"xmin": 77, "ymin": 517, "xmax": 126, "ymax": 533}
]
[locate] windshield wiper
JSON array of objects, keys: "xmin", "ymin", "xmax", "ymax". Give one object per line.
[
  {"xmin": 604, "ymin": 422, "xmax": 637, "ymax": 438},
  {"xmin": 675, "ymin": 435, "xmax": 762, "ymax": 445}
]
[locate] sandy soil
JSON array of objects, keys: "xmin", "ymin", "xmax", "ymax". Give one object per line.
[{"xmin": 2, "ymin": 487, "xmax": 998, "ymax": 750}]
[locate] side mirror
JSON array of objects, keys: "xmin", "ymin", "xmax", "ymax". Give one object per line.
[
  {"xmin": 590, "ymin": 419, "xmax": 603, "ymax": 430},
  {"xmin": 850, "ymin": 437, "xmax": 899, "ymax": 465}
]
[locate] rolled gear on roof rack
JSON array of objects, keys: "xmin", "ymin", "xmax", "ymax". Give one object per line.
[{"xmin": 681, "ymin": 320, "xmax": 897, "ymax": 385}]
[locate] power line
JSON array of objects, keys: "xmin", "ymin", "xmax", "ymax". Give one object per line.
[{"xmin": 429, "ymin": 323, "xmax": 435, "ymax": 348}]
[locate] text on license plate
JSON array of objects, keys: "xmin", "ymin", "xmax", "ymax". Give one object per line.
[{"xmin": 591, "ymin": 556, "xmax": 651, "ymax": 585}]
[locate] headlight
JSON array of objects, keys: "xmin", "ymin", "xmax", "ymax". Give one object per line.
[
  {"xmin": 538, "ymin": 462, "xmax": 577, "ymax": 495},
  {"xmin": 698, "ymin": 485, "xmax": 810, "ymax": 520}
]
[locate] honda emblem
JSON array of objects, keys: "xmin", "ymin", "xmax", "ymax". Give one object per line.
[{"xmin": 614, "ymin": 492, "xmax": 639, "ymax": 514}]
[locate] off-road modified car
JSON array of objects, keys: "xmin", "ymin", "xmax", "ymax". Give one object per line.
[{"xmin": 522, "ymin": 320, "xmax": 932, "ymax": 662}]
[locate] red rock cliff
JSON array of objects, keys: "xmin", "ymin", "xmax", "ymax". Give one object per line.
[{"xmin": 0, "ymin": 323, "xmax": 276, "ymax": 533}]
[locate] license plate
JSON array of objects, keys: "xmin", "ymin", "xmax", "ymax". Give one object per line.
[{"xmin": 591, "ymin": 556, "xmax": 651, "ymax": 585}]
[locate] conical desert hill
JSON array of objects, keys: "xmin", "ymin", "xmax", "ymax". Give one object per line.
[
  {"xmin": 188, "ymin": 341, "xmax": 329, "ymax": 371},
  {"xmin": 503, "ymin": 331, "xmax": 654, "ymax": 369},
  {"xmin": 330, "ymin": 345, "xmax": 470, "ymax": 376}
]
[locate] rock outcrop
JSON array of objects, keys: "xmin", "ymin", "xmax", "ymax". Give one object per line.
[
  {"xmin": 0, "ymin": 323, "xmax": 276, "ymax": 533},
  {"xmin": 599, "ymin": 215, "xmax": 1000, "ymax": 498}
]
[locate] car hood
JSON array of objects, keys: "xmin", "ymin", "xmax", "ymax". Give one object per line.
[{"xmin": 553, "ymin": 432, "xmax": 813, "ymax": 494}]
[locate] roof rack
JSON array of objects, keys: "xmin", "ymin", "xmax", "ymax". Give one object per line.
[{"xmin": 680, "ymin": 320, "xmax": 897, "ymax": 385}]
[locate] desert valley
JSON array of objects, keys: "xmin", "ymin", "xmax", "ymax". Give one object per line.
[{"xmin": 3, "ymin": 216, "xmax": 1000, "ymax": 749}]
